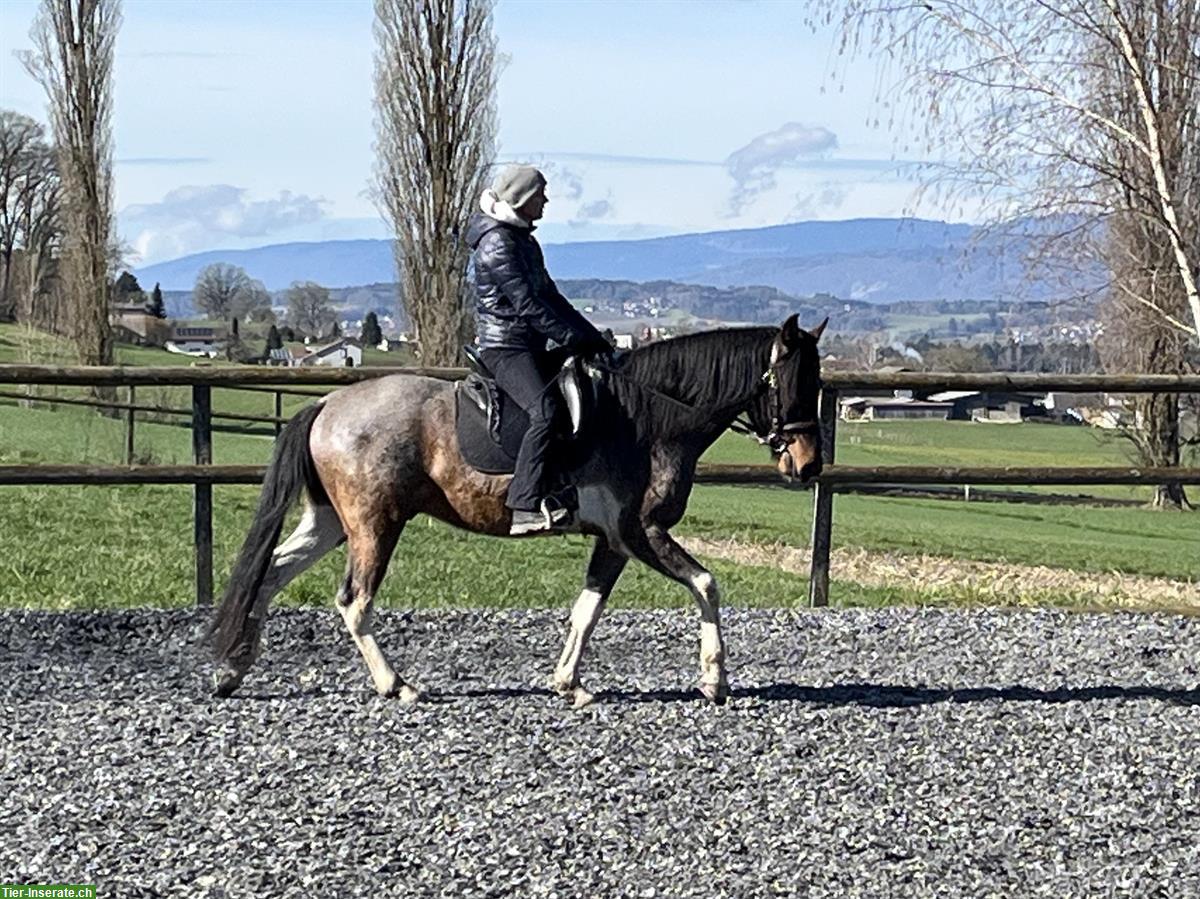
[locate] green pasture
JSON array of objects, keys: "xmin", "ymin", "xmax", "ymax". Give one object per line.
[
  {"xmin": 882, "ymin": 312, "xmax": 993, "ymax": 340},
  {"xmin": 703, "ymin": 422, "xmax": 1153, "ymax": 502},
  {"xmin": 1, "ymin": 400, "xmax": 1195, "ymax": 611},
  {"xmin": 2, "ymin": 322, "xmax": 1195, "ymax": 611},
  {"xmin": 0, "ymin": 323, "xmax": 411, "ymax": 438}
]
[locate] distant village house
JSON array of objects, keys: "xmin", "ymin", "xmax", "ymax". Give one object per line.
[
  {"xmin": 268, "ymin": 338, "xmax": 363, "ymax": 368},
  {"xmin": 165, "ymin": 322, "xmax": 229, "ymax": 357},
  {"xmin": 109, "ymin": 303, "xmax": 168, "ymax": 347}
]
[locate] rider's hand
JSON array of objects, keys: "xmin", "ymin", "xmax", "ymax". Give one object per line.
[
  {"xmin": 573, "ymin": 334, "xmax": 613, "ymax": 359},
  {"xmin": 587, "ymin": 340, "xmax": 617, "ymax": 365}
]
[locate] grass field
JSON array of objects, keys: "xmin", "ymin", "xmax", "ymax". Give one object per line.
[
  {"xmin": 702, "ymin": 422, "xmax": 1152, "ymax": 502},
  {"xmin": 0, "ymin": 322, "xmax": 412, "ymax": 438},
  {"xmin": 1, "ymin": 400, "xmax": 1195, "ymax": 611},
  {"xmin": 882, "ymin": 311, "xmax": 994, "ymax": 340},
  {"xmin": 1, "ymin": 324, "xmax": 1196, "ymax": 611}
]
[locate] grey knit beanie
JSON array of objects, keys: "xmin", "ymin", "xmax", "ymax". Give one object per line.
[{"xmin": 491, "ymin": 164, "xmax": 546, "ymax": 209}]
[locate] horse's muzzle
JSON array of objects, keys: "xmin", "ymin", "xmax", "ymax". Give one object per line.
[{"xmin": 776, "ymin": 450, "xmax": 823, "ymax": 484}]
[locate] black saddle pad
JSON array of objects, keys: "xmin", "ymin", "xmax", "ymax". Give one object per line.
[{"xmin": 455, "ymin": 378, "xmax": 529, "ymax": 475}]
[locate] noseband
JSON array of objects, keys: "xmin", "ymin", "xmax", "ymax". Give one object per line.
[{"xmin": 731, "ymin": 362, "xmax": 821, "ymax": 455}]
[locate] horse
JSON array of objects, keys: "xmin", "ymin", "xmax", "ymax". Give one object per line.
[{"xmin": 208, "ymin": 314, "xmax": 826, "ymax": 706}]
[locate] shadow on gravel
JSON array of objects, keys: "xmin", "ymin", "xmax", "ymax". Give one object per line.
[
  {"xmin": 359, "ymin": 683, "xmax": 1200, "ymax": 707},
  {"xmin": 735, "ymin": 682, "xmax": 1200, "ymax": 707},
  {"xmin": 424, "ymin": 686, "xmax": 558, "ymax": 702}
]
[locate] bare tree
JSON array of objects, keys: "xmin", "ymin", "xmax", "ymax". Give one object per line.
[
  {"xmin": 21, "ymin": 0, "xmax": 121, "ymax": 370},
  {"xmin": 18, "ymin": 145, "xmax": 62, "ymax": 328},
  {"xmin": 193, "ymin": 262, "xmax": 255, "ymax": 320},
  {"xmin": 240, "ymin": 279, "xmax": 274, "ymax": 322},
  {"xmin": 820, "ymin": 0, "xmax": 1199, "ymax": 340},
  {"xmin": 822, "ymin": 0, "xmax": 1199, "ymax": 507},
  {"xmin": 0, "ymin": 110, "xmax": 49, "ymax": 321},
  {"xmin": 0, "ymin": 111, "xmax": 61, "ymax": 328},
  {"xmin": 286, "ymin": 280, "xmax": 337, "ymax": 338},
  {"xmin": 1092, "ymin": 1, "xmax": 1200, "ymax": 507},
  {"xmin": 373, "ymin": 0, "xmax": 499, "ymax": 366}
]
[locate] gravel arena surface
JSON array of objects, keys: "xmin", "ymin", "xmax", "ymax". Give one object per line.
[{"xmin": 2, "ymin": 607, "xmax": 1199, "ymax": 898}]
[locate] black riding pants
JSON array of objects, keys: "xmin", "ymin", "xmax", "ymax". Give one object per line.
[{"xmin": 479, "ymin": 347, "xmax": 563, "ymax": 511}]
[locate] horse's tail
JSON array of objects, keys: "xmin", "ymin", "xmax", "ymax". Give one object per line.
[{"xmin": 208, "ymin": 401, "xmax": 327, "ymax": 666}]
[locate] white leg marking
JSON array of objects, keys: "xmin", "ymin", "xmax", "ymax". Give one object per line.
[
  {"xmin": 253, "ymin": 504, "xmax": 343, "ymax": 614},
  {"xmin": 554, "ymin": 588, "xmax": 606, "ymax": 693},
  {"xmin": 692, "ymin": 572, "xmax": 717, "ymax": 604},
  {"xmin": 339, "ymin": 597, "xmax": 409, "ymax": 699},
  {"xmin": 691, "ymin": 572, "xmax": 727, "ymax": 689}
]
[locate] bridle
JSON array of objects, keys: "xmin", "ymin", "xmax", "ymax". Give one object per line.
[{"xmin": 730, "ymin": 358, "xmax": 821, "ymax": 455}]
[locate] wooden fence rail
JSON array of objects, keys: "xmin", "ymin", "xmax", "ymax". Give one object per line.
[
  {"xmin": 7, "ymin": 462, "xmax": 1197, "ymax": 487},
  {"xmin": 1, "ymin": 363, "xmax": 1197, "ymax": 607},
  {"xmin": 2, "ymin": 363, "xmax": 1199, "ymax": 391}
]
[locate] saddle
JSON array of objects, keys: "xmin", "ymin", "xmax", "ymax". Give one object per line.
[{"xmin": 454, "ymin": 346, "xmax": 594, "ymax": 475}]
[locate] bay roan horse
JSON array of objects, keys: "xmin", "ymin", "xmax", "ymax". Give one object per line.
[{"xmin": 209, "ymin": 315, "xmax": 825, "ymax": 706}]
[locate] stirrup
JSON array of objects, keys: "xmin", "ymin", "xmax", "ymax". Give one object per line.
[{"xmin": 540, "ymin": 496, "xmax": 573, "ymax": 527}]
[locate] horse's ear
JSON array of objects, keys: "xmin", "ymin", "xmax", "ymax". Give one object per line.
[
  {"xmin": 808, "ymin": 317, "xmax": 828, "ymax": 341},
  {"xmin": 780, "ymin": 313, "xmax": 801, "ymax": 347}
]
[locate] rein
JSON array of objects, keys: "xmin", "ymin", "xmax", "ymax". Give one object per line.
[{"xmin": 599, "ymin": 355, "xmax": 818, "ymax": 454}]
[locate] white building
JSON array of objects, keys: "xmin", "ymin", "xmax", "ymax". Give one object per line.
[{"xmin": 269, "ymin": 338, "xmax": 363, "ymax": 368}]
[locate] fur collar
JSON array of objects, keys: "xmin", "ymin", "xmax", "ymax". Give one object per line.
[{"xmin": 479, "ymin": 189, "xmax": 533, "ymax": 229}]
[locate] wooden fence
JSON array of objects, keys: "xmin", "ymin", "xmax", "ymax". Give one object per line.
[{"xmin": 2, "ymin": 364, "xmax": 1198, "ymax": 607}]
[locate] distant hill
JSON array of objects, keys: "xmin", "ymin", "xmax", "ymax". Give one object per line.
[
  {"xmin": 135, "ymin": 216, "xmax": 1101, "ymax": 303},
  {"xmin": 160, "ymin": 273, "xmax": 1089, "ymax": 344},
  {"xmin": 137, "ymin": 240, "xmax": 396, "ymax": 293}
]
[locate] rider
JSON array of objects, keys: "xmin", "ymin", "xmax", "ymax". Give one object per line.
[{"xmin": 466, "ymin": 164, "xmax": 613, "ymax": 535}]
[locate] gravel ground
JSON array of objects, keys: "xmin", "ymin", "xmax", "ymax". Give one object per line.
[{"xmin": 2, "ymin": 606, "xmax": 1198, "ymax": 898}]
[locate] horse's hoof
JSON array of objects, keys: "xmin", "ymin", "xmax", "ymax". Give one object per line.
[
  {"xmin": 377, "ymin": 677, "xmax": 420, "ymax": 703},
  {"xmin": 572, "ymin": 687, "xmax": 596, "ymax": 709},
  {"xmin": 551, "ymin": 675, "xmax": 577, "ymax": 697},
  {"xmin": 398, "ymin": 684, "xmax": 422, "ymax": 705},
  {"xmin": 699, "ymin": 680, "xmax": 729, "ymax": 705},
  {"xmin": 212, "ymin": 670, "xmax": 242, "ymax": 698}
]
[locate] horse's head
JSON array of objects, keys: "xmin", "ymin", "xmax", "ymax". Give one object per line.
[{"xmin": 761, "ymin": 314, "xmax": 826, "ymax": 483}]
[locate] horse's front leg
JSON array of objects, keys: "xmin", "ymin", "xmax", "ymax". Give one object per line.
[
  {"xmin": 553, "ymin": 536, "xmax": 627, "ymax": 707},
  {"xmin": 637, "ymin": 525, "xmax": 729, "ymax": 704}
]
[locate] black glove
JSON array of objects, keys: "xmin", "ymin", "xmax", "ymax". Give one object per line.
[{"xmin": 572, "ymin": 334, "xmax": 614, "ymax": 358}]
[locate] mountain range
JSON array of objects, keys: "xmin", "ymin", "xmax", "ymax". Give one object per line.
[{"xmin": 135, "ymin": 217, "xmax": 1094, "ymax": 304}]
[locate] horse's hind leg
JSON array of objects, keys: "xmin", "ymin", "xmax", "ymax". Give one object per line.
[
  {"xmin": 337, "ymin": 522, "xmax": 417, "ymax": 702},
  {"xmin": 552, "ymin": 537, "xmax": 627, "ymax": 707},
  {"xmin": 258, "ymin": 502, "xmax": 346, "ymax": 606},
  {"xmin": 218, "ymin": 501, "xmax": 345, "ymax": 689}
]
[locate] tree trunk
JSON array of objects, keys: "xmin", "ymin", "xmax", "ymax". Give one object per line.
[
  {"xmin": 1141, "ymin": 393, "xmax": 1189, "ymax": 509},
  {"xmin": 1152, "ymin": 482, "xmax": 1191, "ymax": 510}
]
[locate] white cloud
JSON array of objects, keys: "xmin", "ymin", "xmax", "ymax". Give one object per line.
[
  {"xmin": 724, "ymin": 122, "xmax": 839, "ymax": 216},
  {"xmin": 121, "ymin": 184, "xmax": 327, "ymax": 263},
  {"xmin": 569, "ymin": 197, "xmax": 614, "ymax": 228},
  {"xmin": 851, "ymin": 280, "xmax": 888, "ymax": 300}
]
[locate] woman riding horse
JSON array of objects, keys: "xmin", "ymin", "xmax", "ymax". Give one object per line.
[{"xmin": 466, "ymin": 164, "xmax": 613, "ymax": 535}]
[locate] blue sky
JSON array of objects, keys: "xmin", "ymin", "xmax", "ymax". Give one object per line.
[{"xmin": 0, "ymin": 0, "xmax": 947, "ymax": 265}]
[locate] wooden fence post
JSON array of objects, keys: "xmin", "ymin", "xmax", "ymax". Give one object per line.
[
  {"xmin": 125, "ymin": 385, "xmax": 136, "ymax": 464},
  {"xmin": 192, "ymin": 385, "xmax": 213, "ymax": 606},
  {"xmin": 808, "ymin": 386, "xmax": 839, "ymax": 607},
  {"xmin": 273, "ymin": 390, "xmax": 282, "ymax": 438}
]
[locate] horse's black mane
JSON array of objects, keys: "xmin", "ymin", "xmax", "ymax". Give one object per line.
[{"xmin": 608, "ymin": 326, "xmax": 776, "ymax": 442}]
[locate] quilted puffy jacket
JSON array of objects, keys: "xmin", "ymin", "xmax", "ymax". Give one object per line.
[{"xmin": 466, "ymin": 212, "xmax": 608, "ymax": 352}]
